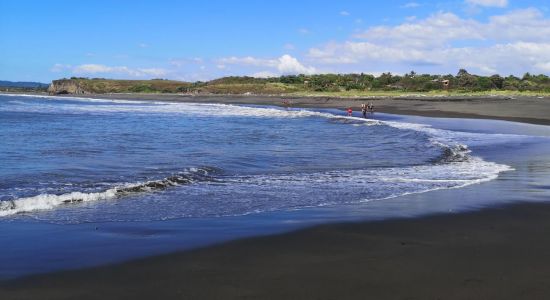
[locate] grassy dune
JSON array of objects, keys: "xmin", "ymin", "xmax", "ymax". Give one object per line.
[
  {"xmin": 68, "ymin": 79, "xmax": 192, "ymax": 94},
  {"xmin": 49, "ymin": 77, "xmax": 550, "ymax": 97}
]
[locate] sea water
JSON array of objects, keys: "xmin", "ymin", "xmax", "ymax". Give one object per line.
[
  {"xmin": 0, "ymin": 94, "xmax": 514, "ymax": 222},
  {"xmin": 2, "ymin": 94, "xmax": 549, "ymax": 278}
]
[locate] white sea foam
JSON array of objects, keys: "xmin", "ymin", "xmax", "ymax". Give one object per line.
[
  {"xmin": 0, "ymin": 189, "xmax": 118, "ymax": 217},
  {"xmin": 227, "ymin": 155, "xmax": 511, "ymax": 190},
  {"xmin": 0, "ymin": 93, "xmax": 151, "ymax": 105},
  {"xmin": 0, "ymin": 168, "xmax": 214, "ymax": 217}
]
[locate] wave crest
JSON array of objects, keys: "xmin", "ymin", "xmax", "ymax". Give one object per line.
[{"xmin": 0, "ymin": 167, "xmax": 219, "ymax": 217}]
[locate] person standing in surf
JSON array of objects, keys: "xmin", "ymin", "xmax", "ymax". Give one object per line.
[
  {"xmin": 347, "ymin": 107, "xmax": 353, "ymax": 117},
  {"xmin": 282, "ymin": 99, "xmax": 290, "ymax": 110},
  {"xmin": 361, "ymin": 104, "xmax": 367, "ymax": 118}
]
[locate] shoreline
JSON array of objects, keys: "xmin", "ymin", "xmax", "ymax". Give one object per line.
[{"xmin": 3, "ymin": 91, "xmax": 550, "ymax": 125}]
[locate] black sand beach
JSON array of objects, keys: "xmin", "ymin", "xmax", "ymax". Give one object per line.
[
  {"xmin": 3, "ymin": 201, "xmax": 550, "ymax": 299},
  {"xmin": 1, "ymin": 93, "xmax": 550, "ymax": 299}
]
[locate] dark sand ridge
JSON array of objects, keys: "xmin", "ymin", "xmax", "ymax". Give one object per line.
[
  {"xmin": 3, "ymin": 202, "xmax": 550, "ymax": 299},
  {"xmin": 1, "ymin": 93, "xmax": 550, "ymax": 299},
  {"xmin": 40, "ymin": 93, "xmax": 550, "ymax": 125}
]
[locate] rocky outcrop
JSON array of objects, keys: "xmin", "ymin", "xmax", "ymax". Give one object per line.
[{"xmin": 48, "ymin": 79, "xmax": 89, "ymax": 95}]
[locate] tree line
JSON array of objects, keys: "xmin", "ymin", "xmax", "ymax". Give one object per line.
[{"xmin": 208, "ymin": 69, "xmax": 550, "ymax": 92}]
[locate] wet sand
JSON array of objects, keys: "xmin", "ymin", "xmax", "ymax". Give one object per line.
[{"xmin": 3, "ymin": 201, "xmax": 550, "ymax": 299}]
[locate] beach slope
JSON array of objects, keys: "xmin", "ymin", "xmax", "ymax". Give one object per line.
[{"xmin": 3, "ymin": 202, "xmax": 550, "ymax": 299}]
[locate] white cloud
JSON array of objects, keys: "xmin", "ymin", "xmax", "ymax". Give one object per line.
[
  {"xmin": 535, "ymin": 61, "xmax": 550, "ymax": 72},
  {"xmin": 252, "ymin": 71, "xmax": 278, "ymax": 78},
  {"xmin": 73, "ymin": 64, "xmax": 113, "ymax": 73},
  {"xmin": 298, "ymin": 28, "xmax": 310, "ymax": 35},
  {"xmin": 465, "ymin": 0, "xmax": 508, "ymax": 8},
  {"xmin": 71, "ymin": 64, "xmax": 167, "ymax": 77},
  {"xmin": 276, "ymin": 54, "xmax": 316, "ymax": 74},
  {"xmin": 138, "ymin": 43, "xmax": 149, "ymax": 48},
  {"xmin": 308, "ymin": 41, "xmax": 437, "ymax": 65},
  {"xmin": 137, "ymin": 68, "xmax": 167, "ymax": 77},
  {"xmin": 307, "ymin": 8, "xmax": 550, "ymax": 75},
  {"xmin": 340, "ymin": 10, "xmax": 350, "ymax": 16},
  {"xmin": 218, "ymin": 56, "xmax": 278, "ymax": 67},
  {"xmin": 218, "ymin": 54, "xmax": 316, "ymax": 75},
  {"xmin": 355, "ymin": 11, "xmax": 483, "ymax": 48},
  {"xmin": 353, "ymin": 9, "xmax": 550, "ymax": 47},
  {"xmin": 401, "ymin": 2, "xmax": 420, "ymax": 8},
  {"xmin": 50, "ymin": 63, "xmax": 72, "ymax": 72},
  {"xmin": 169, "ymin": 57, "xmax": 204, "ymax": 68}
]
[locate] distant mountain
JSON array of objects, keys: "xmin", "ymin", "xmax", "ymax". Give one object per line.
[{"xmin": 0, "ymin": 80, "xmax": 49, "ymax": 89}]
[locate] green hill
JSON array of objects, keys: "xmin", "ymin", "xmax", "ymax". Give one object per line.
[{"xmin": 47, "ymin": 70, "xmax": 550, "ymax": 96}]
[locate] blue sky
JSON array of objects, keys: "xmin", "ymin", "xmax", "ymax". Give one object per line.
[{"xmin": 1, "ymin": 0, "xmax": 550, "ymax": 82}]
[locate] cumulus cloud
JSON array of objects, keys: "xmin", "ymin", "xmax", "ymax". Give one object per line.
[
  {"xmin": 354, "ymin": 11, "xmax": 483, "ymax": 48},
  {"xmin": 465, "ymin": 0, "xmax": 508, "ymax": 8},
  {"xmin": 307, "ymin": 8, "xmax": 550, "ymax": 75},
  {"xmin": 70, "ymin": 64, "xmax": 167, "ymax": 77},
  {"xmin": 354, "ymin": 8, "xmax": 550, "ymax": 47},
  {"xmin": 218, "ymin": 54, "xmax": 316, "ymax": 76},
  {"xmin": 308, "ymin": 41, "xmax": 438, "ymax": 65},
  {"xmin": 276, "ymin": 54, "xmax": 316, "ymax": 74},
  {"xmin": 340, "ymin": 11, "xmax": 350, "ymax": 16}
]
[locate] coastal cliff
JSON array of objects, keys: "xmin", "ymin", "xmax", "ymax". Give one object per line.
[
  {"xmin": 48, "ymin": 79, "xmax": 89, "ymax": 95},
  {"xmin": 46, "ymin": 78, "xmax": 193, "ymax": 94},
  {"xmin": 48, "ymin": 79, "xmax": 90, "ymax": 95}
]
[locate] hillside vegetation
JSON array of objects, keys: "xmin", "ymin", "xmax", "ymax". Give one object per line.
[
  {"xmin": 49, "ymin": 69, "xmax": 550, "ymax": 96},
  {"xmin": 0, "ymin": 80, "xmax": 49, "ymax": 92}
]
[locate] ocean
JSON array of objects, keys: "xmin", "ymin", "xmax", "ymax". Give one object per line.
[{"xmin": 1, "ymin": 94, "xmax": 549, "ymax": 278}]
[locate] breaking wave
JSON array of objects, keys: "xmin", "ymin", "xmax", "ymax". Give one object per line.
[{"xmin": 0, "ymin": 167, "xmax": 218, "ymax": 217}]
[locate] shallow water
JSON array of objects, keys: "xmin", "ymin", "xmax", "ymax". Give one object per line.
[{"xmin": 0, "ymin": 94, "xmax": 549, "ymax": 279}]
